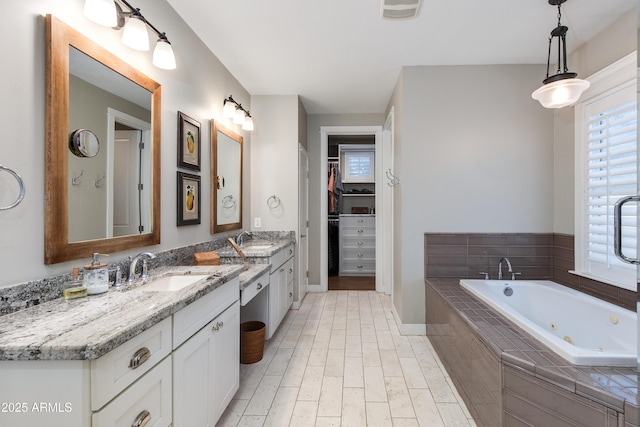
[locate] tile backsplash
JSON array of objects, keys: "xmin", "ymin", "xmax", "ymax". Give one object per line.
[{"xmin": 424, "ymin": 232, "xmax": 636, "ymax": 312}]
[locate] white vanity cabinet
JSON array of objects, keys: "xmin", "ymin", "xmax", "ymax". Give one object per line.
[
  {"xmin": 267, "ymin": 244, "xmax": 295, "ymax": 339},
  {"xmin": 173, "ymin": 276, "xmax": 240, "ymax": 427}
]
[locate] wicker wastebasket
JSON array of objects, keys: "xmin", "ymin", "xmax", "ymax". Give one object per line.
[{"xmin": 240, "ymin": 321, "xmax": 266, "ymax": 364}]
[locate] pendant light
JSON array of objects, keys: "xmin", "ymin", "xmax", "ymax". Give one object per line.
[
  {"xmin": 531, "ymin": 0, "xmax": 589, "ymax": 108},
  {"xmin": 152, "ymin": 35, "xmax": 176, "ymax": 70},
  {"xmin": 83, "ymin": 0, "xmax": 118, "ymax": 27},
  {"xmin": 222, "ymin": 95, "xmax": 254, "ymax": 131},
  {"xmin": 121, "ymin": 10, "xmax": 149, "ymax": 51}
]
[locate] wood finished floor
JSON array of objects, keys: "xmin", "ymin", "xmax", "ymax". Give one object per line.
[
  {"xmin": 217, "ymin": 291, "xmax": 477, "ymax": 427},
  {"xmin": 328, "ymin": 276, "xmax": 375, "ymax": 291}
]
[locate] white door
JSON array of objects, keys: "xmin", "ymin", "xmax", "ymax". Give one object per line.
[
  {"xmin": 380, "ymin": 108, "xmax": 395, "ymax": 296},
  {"xmin": 113, "ymin": 130, "xmax": 141, "ymax": 237},
  {"xmin": 298, "ymin": 145, "xmax": 309, "ymax": 305}
]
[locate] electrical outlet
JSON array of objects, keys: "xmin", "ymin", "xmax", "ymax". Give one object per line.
[{"xmin": 254, "ymin": 217, "xmax": 261, "ymax": 228}]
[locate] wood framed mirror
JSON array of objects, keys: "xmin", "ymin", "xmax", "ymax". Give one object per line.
[
  {"xmin": 45, "ymin": 15, "xmax": 161, "ymax": 264},
  {"xmin": 211, "ymin": 120, "xmax": 242, "ymax": 233}
]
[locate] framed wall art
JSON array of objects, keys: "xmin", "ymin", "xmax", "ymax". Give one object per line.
[
  {"xmin": 177, "ymin": 111, "xmax": 201, "ymax": 171},
  {"xmin": 177, "ymin": 171, "xmax": 201, "ymax": 226}
]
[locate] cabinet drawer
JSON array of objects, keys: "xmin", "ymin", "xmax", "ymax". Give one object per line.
[
  {"xmin": 340, "ymin": 225, "xmax": 375, "ymax": 238},
  {"xmin": 340, "ymin": 259, "xmax": 375, "ymax": 274},
  {"xmin": 91, "ymin": 317, "xmax": 172, "ymax": 410},
  {"xmin": 270, "ymin": 244, "xmax": 294, "ymax": 272},
  {"xmin": 173, "ymin": 277, "xmax": 239, "ymax": 349},
  {"xmin": 340, "ymin": 216, "xmax": 375, "ymax": 227},
  {"xmin": 241, "ymin": 272, "xmax": 269, "ymax": 306},
  {"xmin": 92, "ymin": 356, "xmax": 172, "ymax": 427},
  {"xmin": 341, "ymin": 247, "xmax": 376, "ymax": 260},
  {"xmin": 341, "ymin": 236, "xmax": 375, "ymax": 248}
]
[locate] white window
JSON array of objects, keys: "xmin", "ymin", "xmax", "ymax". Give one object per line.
[
  {"xmin": 574, "ymin": 53, "xmax": 637, "ymax": 290},
  {"xmin": 340, "ymin": 145, "xmax": 375, "ymax": 182}
]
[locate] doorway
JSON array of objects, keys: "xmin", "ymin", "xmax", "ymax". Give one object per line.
[{"xmin": 319, "ymin": 126, "xmax": 384, "ymax": 293}]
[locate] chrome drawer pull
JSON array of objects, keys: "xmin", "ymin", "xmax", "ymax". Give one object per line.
[
  {"xmin": 357, "ymin": 241, "xmax": 364, "ymax": 245},
  {"xmin": 357, "ymin": 265, "xmax": 363, "ymax": 269},
  {"xmin": 357, "ymin": 253, "xmax": 363, "ymax": 257},
  {"xmin": 288, "ymin": 268, "xmax": 293, "ymax": 273},
  {"xmin": 129, "ymin": 347, "xmax": 151, "ymax": 369},
  {"xmin": 256, "ymin": 282, "xmax": 263, "ymax": 290},
  {"xmin": 132, "ymin": 410, "xmax": 151, "ymax": 427},
  {"xmin": 212, "ymin": 321, "xmax": 224, "ymax": 332},
  {"xmin": 358, "ymin": 229, "xmax": 363, "ymax": 233},
  {"xmin": 289, "ymin": 292, "xmax": 293, "ymax": 297}
]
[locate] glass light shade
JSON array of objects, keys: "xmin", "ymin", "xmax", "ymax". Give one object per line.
[
  {"xmin": 83, "ymin": 0, "xmax": 117, "ymax": 27},
  {"xmin": 532, "ymin": 77, "xmax": 590, "ymax": 109},
  {"xmin": 122, "ymin": 16, "xmax": 150, "ymax": 51},
  {"xmin": 152, "ymin": 40, "xmax": 176, "ymax": 70},
  {"xmin": 223, "ymin": 101, "xmax": 236, "ymax": 117},
  {"xmin": 233, "ymin": 109, "xmax": 246, "ymax": 125},
  {"xmin": 242, "ymin": 116, "xmax": 254, "ymax": 131}
]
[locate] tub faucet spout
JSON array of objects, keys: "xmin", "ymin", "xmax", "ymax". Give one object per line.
[{"xmin": 497, "ymin": 257, "xmax": 513, "ymax": 280}]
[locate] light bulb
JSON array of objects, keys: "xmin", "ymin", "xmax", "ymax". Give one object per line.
[
  {"xmin": 83, "ymin": 0, "xmax": 117, "ymax": 27},
  {"xmin": 122, "ymin": 15, "xmax": 149, "ymax": 51},
  {"xmin": 152, "ymin": 39, "xmax": 176, "ymax": 70}
]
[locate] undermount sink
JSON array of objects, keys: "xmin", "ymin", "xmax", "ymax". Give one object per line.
[
  {"xmin": 140, "ymin": 274, "xmax": 210, "ymax": 292},
  {"xmin": 242, "ymin": 244, "xmax": 274, "ymax": 250}
]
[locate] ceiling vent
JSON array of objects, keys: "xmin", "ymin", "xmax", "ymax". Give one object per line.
[{"xmin": 380, "ymin": 0, "xmax": 422, "ymax": 20}]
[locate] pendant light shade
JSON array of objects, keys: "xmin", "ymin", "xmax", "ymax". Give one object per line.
[
  {"xmin": 223, "ymin": 100, "xmax": 237, "ymax": 117},
  {"xmin": 153, "ymin": 38, "xmax": 176, "ymax": 70},
  {"xmin": 122, "ymin": 14, "xmax": 149, "ymax": 51},
  {"xmin": 532, "ymin": 0, "xmax": 589, "ymax": 108},
  {"xmin": 222, "ymin": 95, "xmax": 254, "ymax": 131},
  {"xmin": 233, "ymin": 108, "xmax": 246, "ymax": 125},
  {"xmin": 532, "ymin": 76, "xmax": 590, "ymax": 109},
  {"xmin": 83, "ymin": 0, "xmax": 118, "ymax": 27}
]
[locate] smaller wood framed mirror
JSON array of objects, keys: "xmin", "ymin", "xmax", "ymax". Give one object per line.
[{"xmin": 211, "ymin": 120, "xmax": 242, "ymax": 233}]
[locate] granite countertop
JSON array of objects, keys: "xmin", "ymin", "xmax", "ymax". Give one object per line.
[
  {"xmin": 0, "ymin": 265, "xmax": 244, "ymax": 361},
  {"xmin": 426, "ymin": 278, "xmax": 639, "ymax": 421}
]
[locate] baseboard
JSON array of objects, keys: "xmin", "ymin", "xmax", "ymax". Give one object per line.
[
  {"xmin": 392, "ymin": 304, "xmax": 426, "ymax": 336},
  {"xmin": 307, "ymin": 283, "xmax": 323, "ymax": 293}
]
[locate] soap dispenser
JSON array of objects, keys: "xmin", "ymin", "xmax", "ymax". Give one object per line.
[
  {"xmin": 63, "ymin": 267, "xmax": 87, "ymax": 300},
  {"xmin": 84, "ymin": 253, "xmax": 109, "ymax": 295}
]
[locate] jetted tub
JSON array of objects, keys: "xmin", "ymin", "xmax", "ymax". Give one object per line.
[{"xmin": 459, "ymin": 279, "xmax": 637, "ymax": 366}]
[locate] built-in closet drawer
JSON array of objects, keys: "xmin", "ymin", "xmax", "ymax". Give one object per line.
[
  {"xmin": 339, "ymin": 215, "xmax": 375, "ymax": 276},
  {"xmin": 91, "ymin": 317, "xmax": 172, "ymax": 410},
  {"xmin": 340, "ymin": 259, "xmax": 376, "ymax": 275},
  {"xmin": 92, "ymin": 356, "xmax": 172, "ymax": 427},
  {"xmin": 341, "ymin": 247, "xmax": 376, "ymax": 260}
]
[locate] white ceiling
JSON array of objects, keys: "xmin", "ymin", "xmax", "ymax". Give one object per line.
[{"xmin": 166, "ymin": 0, "xmax": 635, "ymax": 115}]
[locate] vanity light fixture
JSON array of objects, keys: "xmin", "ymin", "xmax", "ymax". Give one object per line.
[
  {"xmin": 531, "ymin": 0, "xmax": 589, "ymax": 108},
  {"xmin": 82, "ymin": 0, "xmax": 177, "ymax": 70},
  {"xmin": 223, "ymin": 95, "xmax": 254, "ymax": 131}
]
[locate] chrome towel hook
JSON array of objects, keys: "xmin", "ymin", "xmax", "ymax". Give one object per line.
[
  {"xmin": 386, "ymin": 169, "xmax": 400, "ymax": 187},
  {"xmin": 0, "ymin": 165, "xmax": 26, "ymax": 210}
]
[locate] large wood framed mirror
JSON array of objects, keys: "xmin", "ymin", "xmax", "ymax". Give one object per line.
[
  {"xmin": 211, "ymin": 120, "xmax": 242, "ymax": 233},
  {"xmin": 45, "ymin": 15, "xmax": 161, "ymax": 264}
]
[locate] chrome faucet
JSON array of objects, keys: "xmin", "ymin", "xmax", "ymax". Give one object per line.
[
  {"xmin": 127, "ymin": 252, "xmax": 157, "ymax": 283},
  {"xmin": 497, "ymin": 257, "xmax": 513, "ymax": 280},
  {"xmin": 236, "ymin": 230, "xmax": 253, "ymax": 246}
]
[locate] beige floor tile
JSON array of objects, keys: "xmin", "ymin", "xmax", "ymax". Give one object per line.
[
  {"xmin": 385, "ymin": 376, "xmax": 415, "ymax": 419},
  {"xmin": 366, "ymin": 402, "xmax": 393, "ymax": 427},
  {"xmin": 298, "ymin": 365, "xmax": 325, "ymax": 401},
  {"xmin": 263, "ymin": 386, "xmax": 299, "ymax": 427},
  {"xmin": 399, "ymin": 358, "xmax": 428, "ymax": 389},
  {"xmin": 364, "ymin": 366, "xmax": 387, "ymax": 402},
  {"xmin": 410, "ymin": 388, "xmax": 444, "ymax": 427},
  {"xmin": 244, "ymin": 375, "xmax": 283, "ymax": 416},
  {"xmin": 230, "ymin": 292, "xmax": 476, "ymax": 427},
  {"xmin": 289, "ymin": 401, "xmax": 319, "ymax": 427},
  {"xmin": 317, "ymin": 376, "xmax": 343, "ymax": 417},
  {"xmin": 342, "ymin": 387, "xmax": 366, "ymax": 427},
  {"xmin": 343, "ymin": 357, "xmax": 364, "ymax": 388}
]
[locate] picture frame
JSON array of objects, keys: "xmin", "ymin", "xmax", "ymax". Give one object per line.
[
  {"xmin": 177, "ymin": 111, "xmax": 201, "ymax": 171},
  {"xmin": 177, "ymin": 172, "xmax": 201, "ymax": 226}
]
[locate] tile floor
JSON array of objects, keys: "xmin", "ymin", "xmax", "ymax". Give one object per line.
[{"xmin": 217, "ymin": 291, "xmax": 477, "ymax": 427}]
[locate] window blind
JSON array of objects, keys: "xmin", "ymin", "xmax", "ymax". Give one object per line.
[{"xmin": 584, "ymin": 87, "xmax": 637, "ymax": 284}]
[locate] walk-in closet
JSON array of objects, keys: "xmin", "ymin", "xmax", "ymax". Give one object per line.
[{"xmin": 327, "ymin": 135, "xmax": 376, "ymax": 290}]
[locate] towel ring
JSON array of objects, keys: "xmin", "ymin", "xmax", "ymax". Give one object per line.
[
  {"xmin": 267, "ymin": 195, "xmax": 281, "ymax": 209},
  {"xmin": 221, "ymin": 195, "xmax": 236, "ymax": 209},
  {"xmin": 0, "ymin": 165, "xmax": 26, "ymax": 210}
]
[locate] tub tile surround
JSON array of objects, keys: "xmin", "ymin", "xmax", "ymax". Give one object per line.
[
  {"xmin": 426, "ymin": 278, "xmax": 640, "ymax": 427},
  {"xmin": 425, "ymin": 232, "xmax": 636, "ymax": 312},
  {"xmin": 0, "ymin": 231, "xmax": 294, "ymax": 316}
]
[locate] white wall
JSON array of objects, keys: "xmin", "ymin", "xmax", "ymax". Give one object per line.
[
  {"xmin": 0, "ymin": 0, "xmax": 251, "ymax": 287},
  {"xmin": 394, "ymin": 64, "xmax": 555, "ymax": 326},
  {"xmin": 249, "ymin": 96, "xmax": 301, "ymax": 232}
]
